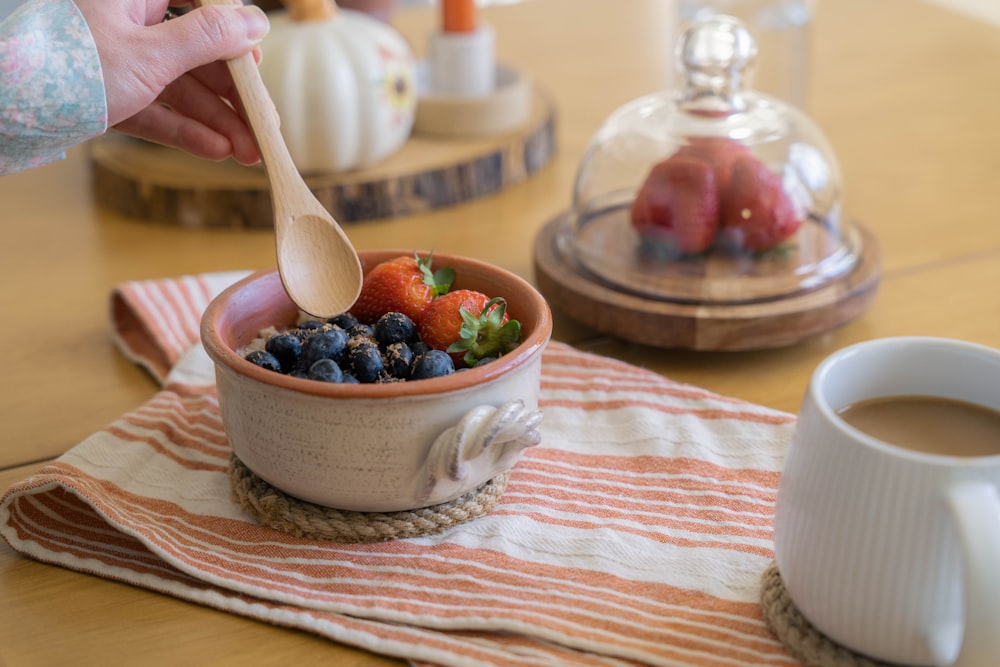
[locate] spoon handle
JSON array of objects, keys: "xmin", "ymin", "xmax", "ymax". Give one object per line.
[
  {"xmin": 189, "ymin": 0, "xmax": 365, "ymax": 319},
  {"xmin": 192, "ymin": 1, "xmax": 300, "ymax": 196}
]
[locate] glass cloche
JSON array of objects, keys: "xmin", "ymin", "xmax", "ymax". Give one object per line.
[{"xmin": 562, "ymin": 14, "xmax": 860, "ymax": 306}]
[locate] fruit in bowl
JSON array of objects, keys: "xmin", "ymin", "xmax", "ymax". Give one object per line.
[
  {"xmin": 242, "ymin": 252, "xmax": 524, "ymax": 384},
  {"xmin": 200, "ymin": 250, "xmax": 552, "ymax": 513}
]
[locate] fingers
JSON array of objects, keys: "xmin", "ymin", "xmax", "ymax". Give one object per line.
[
  {"xmin": 152, "ymin": 3, "xmax": 269, "ymax": 82},
  {"xmin": 84, "ymin": 0, "xmax": 269, "ymax": 164},
  {"xmin": 114, "ymin": 73, "xmax": 261, "ymax": 166},
  {"xmin": 158, "ymin": 66, "xmax": 260, "ymax": 163},
  {"xmin": 142, "ymin": 1, "xmax": 170, "ymax": 26},
  {"xmin": 115, "ymin": 106, "xmax": 262, "ymax": 166},
  {"xmin": 115, "ymin": 104, "xmax": 233, "ymax": 162}
]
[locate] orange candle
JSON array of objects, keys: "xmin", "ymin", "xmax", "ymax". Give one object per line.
[
  {"xmin": 429, "ymin": 0, "xmax": 494, "ymax": 96},
  {"xmin": 442, "ymin": 0, "xmax": 476, "ymax": 33}
]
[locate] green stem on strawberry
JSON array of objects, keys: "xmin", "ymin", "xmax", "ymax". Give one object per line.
[
  {"xmin": 416, "ymin": 251, "xmax": 455, "ymax": 297},
  {"xmin": 446, "ymin": 297, "xmax": 522, "ymax": 367}
]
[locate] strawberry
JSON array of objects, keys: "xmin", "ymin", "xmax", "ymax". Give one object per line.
[
  {"xmin": 350, "ymin": 252, "xmax": 454, "ymax": 324},
  {"xmin": 675, "ymin": 136, "xmax": 751, "ymax": 195},
  {"xmin": 630, "ymin": 155, "xmax": 720, "ymax": 255},
  {"xmin": 718, "ymin": 154, "xmax": 801, "ymax": 252},
  {"xmin": 418, "ymin": 290, "xmax": 521, "ymax": 368}
]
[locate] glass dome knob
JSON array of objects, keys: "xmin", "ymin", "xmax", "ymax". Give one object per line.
[{"xmin": 677, "ymin": 15, "xmax": 757, "ymax": 114}]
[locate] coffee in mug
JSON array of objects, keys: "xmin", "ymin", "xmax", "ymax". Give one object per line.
[
  {"xmin": 774, "ymin": 337, "xmax": 1000, "ymax": 667},
  {"xmin": 836, "ymin": 395, "xmax": 1000, "ymax": 458}
]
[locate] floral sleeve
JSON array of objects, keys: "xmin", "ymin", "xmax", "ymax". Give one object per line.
[{"xmin": 0, "ymin": 0, "xmax": 107, "ymax": 176}]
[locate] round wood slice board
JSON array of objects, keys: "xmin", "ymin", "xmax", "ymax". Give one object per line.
[
  {"xmin": 533, "ymin": 211, "xmax": 882, "ymax": 351},
  {"xmin": 89, "ymin": 87, "xmax": 556, "ymax": 228}
]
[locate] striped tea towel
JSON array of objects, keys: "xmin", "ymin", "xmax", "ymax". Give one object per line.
[{"xmin": 1, "ymin": 272, "xmax": 800, "ymax": 667}]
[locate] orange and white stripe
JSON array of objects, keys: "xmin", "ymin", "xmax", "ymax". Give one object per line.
[{"xmin": 1, "ymin": 273, "xmax": 799, "ymax": 666}]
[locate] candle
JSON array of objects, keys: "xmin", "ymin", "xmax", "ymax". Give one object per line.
[
  {"xmin": 442, "ymin": 0, "xmax": 477, "ymax": 33},
  {"xmin": 429, "ymin": 0, "xmax": 495, "ymax": 96}
]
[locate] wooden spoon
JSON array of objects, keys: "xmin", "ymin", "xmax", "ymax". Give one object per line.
[{"xmin": 195, "ymin": 0, "xmax": 363, "ymax": 318}]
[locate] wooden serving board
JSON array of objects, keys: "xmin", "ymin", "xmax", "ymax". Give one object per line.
[
  {"xmin": 89, "ymin": 87, "xmax": 556, "ymax": 228},
  {"xmin": 533, "ymin": 212, "xmax": 882, "ymax": 351}
]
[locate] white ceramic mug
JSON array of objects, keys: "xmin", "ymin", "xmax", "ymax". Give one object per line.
[{"xmin": 774, "ymin": 337, "xmax": 1000, "ymax": 667}]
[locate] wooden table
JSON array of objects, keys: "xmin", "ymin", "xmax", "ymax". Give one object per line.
[{"xmin": 3, "ymin": 0, "xmax": 1000, "ymax": 664}]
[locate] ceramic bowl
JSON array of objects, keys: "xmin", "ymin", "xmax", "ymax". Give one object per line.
[{"xmin": 201, "ymin": 250, "xmax": 552, "ymax": 512}]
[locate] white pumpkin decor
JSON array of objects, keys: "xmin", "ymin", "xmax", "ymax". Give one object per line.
[{"xmin": 258, "ymin": 0, "xmax": 417, "ymax": 173}]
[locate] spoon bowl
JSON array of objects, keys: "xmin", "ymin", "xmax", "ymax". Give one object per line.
[
  {"xmin": 275, "ymin": 213, "xmax": 362, "ymax": 316},
  {"xmin": 199, "ymin": 0, "xmax": 363, "ymax": 318}
]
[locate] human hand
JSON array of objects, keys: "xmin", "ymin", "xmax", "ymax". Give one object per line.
[{"xmin": 75, "ymin": 0, "xmax": 270, "ymax": 165}]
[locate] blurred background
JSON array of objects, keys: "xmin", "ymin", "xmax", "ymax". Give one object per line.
[{"xmin": 1, "ymin": 1, "xmax": 999, "ymax": 25}]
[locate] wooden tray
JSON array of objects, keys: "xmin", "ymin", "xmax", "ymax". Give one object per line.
[
  {"xmin": 89, "ymin": 87, "xmax": 556, "ymax": 228},
  {"xmin": 533, "ymin": 211, "xmax": 882, "ymax": 351}
]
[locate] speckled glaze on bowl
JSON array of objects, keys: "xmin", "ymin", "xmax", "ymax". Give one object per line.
[{"xmin": 201, "ymin": 250, "xmax": 552, "ymax": 512}]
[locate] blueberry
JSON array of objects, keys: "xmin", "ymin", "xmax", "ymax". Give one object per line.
[
  {"xmin": 301, "ymin": 329, "xmax": 349, "ymax": 367},
  {"xmin": 265, "ymin": 333, "xmax": 302, "ymax": 372},
  {"xmin": 245, "ymin": 349, "xmax": 282, "ymax": 373},
  {"xmin": 298, "ymin": 319, "xmax": 325, "ymax": 331},
  {"xmin": 328, "ymin": 313, "xmax": 360, "ymax": 330},
  {"xmin": 307, "ymin": 358, "xmax": 343, "ymax": 383},
  {"xmin": 410, "ymin": 350, "xmax": 455, "ymax": 380},
  {"xmin": 348, "ymin": 323, "xmax": 375, "ymax": 339},
  {"xmin": 473, "ymin": 356, "xmax": 497, "ymax": 367},
  {"xmin": 340, "ymin": 372, "xmax": 360, "ymax": 384},
  {"xmin": 349, "ymin": 342, "xmax": 384, "ymax": 383},
  {"xmin": 383, "ymin": 342, "xmax": 414, "ymax": 380},
  {"xmin": 410, "ymin": 341, "xmax": 431, "ymax": 357},
  {"xmin": 374, "ymin": 312, "xmax": 416, "ymax": 347}
]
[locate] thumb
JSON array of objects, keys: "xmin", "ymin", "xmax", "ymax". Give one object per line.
[{"xmin": 151, "ymin": 3, "xmax": 269, "ymax": 81}]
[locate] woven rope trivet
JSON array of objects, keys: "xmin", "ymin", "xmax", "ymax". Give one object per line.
[
  {"xmin": 229, "ymin": 454, "xmax": 510, "ymax": 543},
  {"xmin": 760, "ymin": 561, "xmax": 893, "ymax": 667}
]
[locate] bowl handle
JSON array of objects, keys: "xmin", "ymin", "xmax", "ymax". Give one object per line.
[{"xmin": 419, "ymin": 399, "xmax": 542, "ymax": 503}]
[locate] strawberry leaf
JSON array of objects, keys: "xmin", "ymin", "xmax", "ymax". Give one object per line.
[
  {"xmin": 445, "ymin": 297, "xmax": 521, "ymax": 366},
  {"xmin": 415, "ymin": 251, "xmax": 455, "ymax": 297}
]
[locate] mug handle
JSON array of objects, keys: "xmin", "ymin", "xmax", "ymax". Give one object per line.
[{"xmin": 929, "ymin": 482, "xmax": 1000, "ymax": 667}]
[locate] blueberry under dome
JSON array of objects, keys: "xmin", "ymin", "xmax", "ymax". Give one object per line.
[{"xmin": 532, "ymin": 15, "xmax": 880, "ymax": 350}]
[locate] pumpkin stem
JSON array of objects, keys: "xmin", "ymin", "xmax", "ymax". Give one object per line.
[{"xmin": 283, "ymin": 0, "xmax": 338, "ymax": 22}]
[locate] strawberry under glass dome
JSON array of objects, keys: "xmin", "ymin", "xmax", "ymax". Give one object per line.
[{"xmin": 533, "ymin": 15, "xmax": 880, "ymax": 350}]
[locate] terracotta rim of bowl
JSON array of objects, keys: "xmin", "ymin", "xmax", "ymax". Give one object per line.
[{"xmin": 201, "ymin": 250, "xmax": 553, "ymax": 398}]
